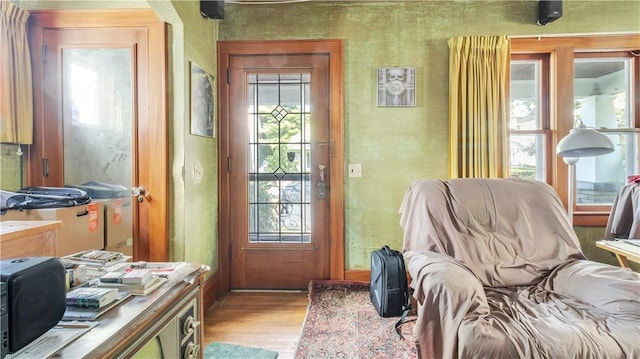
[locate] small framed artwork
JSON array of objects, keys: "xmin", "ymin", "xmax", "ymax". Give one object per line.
[
  {"xmin": 377, "ymin": 67, "xmax": 416, "ymax": 107},
  {"xmin": 190, "ymin": 61, "xmax": 215, "ymax": 138}
]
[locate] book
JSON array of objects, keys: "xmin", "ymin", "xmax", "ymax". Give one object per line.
[
  {"xmin": 97, "ymin": 276, "xmax": 168, "ymax": 296},
  {"xmin": 61, "ymin": 249, "xmax": 131, "ymax": 267},
  {"xmin": 66, "ymin": 287, "xmax": 119, "ymax": 308},
  {"xmin": 62, "ymin": 292, "xmax": 132, "ymax": 321},
  {"xmin": 65, "ymin": 250, "xmax": 126, "ymax": 265},
  {"xmin": 100, "ymin": 268, "xmax": 153, "ymax": 285}
]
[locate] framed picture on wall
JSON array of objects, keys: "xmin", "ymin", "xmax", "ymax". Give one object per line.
[
  {"xmin": 190, "ymin": 61, "xmax": 215, "ymax": 138},
  {"xmin": 377, "ymin": 67, "xmax": 416, "ymax": 107}
]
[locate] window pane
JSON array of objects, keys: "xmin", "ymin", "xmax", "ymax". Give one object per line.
[
  {"xmin": 510, "ymin": 61, "xmax": 540, "ymax": 130},
  {"xmin": 574, "ymin": 57, "xmax": 635, "ymax": 205},
  {"xmin": 510, "ymin": 134, "xmax": 545, "ymax": 181},
  {"xmin": 510, "ymin": 59, "xmax": 545, "ymax": 181},
  {"xmin": 576, "ymin": 132, "xmax": 639, "ymax": 204},
  {"xmin": 574, "ymin": 58, "xmax": 628, "ymax": 129},
  {"xmin": 63, "ymin": 48, "xmax": 132, "ymax": 187}
]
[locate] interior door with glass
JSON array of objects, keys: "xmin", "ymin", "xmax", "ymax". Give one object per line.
[
  {"xmin": 227, "ymin": 53, "xmax": 331, "ymax": 289},
  {"xmin": 28, "ymin": 22, "xmax": 166, "ymax": 261},
  {"xmin": 42, "ymin": 29, "xmax": 137, "ymax": 258}
]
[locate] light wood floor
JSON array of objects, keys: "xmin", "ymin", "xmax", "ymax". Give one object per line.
[{"xmin": 203, "ymin": 291, "xmax": 310, "ymax": 359}]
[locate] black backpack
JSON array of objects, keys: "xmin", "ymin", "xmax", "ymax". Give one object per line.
[{"xmin": 370, "ymin": 245, "xmax": 411, "ymax": 339}]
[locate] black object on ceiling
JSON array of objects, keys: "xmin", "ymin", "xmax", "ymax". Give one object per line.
[
  {"xmin": 201, "ymin": 0, "xmax": 225, "ymax": 19},
  {"xmin": 537, "ymin": 0, "xmax": 562, "ymax": 26}
]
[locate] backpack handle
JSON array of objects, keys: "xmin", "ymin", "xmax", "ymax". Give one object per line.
[{"xmin": 382, "ymin": 245, "xmax": 393, "ymax": 256}]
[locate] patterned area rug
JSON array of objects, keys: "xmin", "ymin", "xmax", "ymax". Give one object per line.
[
  {"xmin": 295, "ymin": 280, "xmax": 417, "ymax": 359},
  {"xmin": 204, "ymin": 342, "xmax": 279, "ymax": 359}
]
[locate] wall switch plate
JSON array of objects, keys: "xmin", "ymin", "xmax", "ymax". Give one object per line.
[
  {"xmin": 348, "ymin": 163, "xmax": 362, "ymax": 177},
  {"xmin": 193, "ymin": 162, "xmax": 204, "ymax": 182}
]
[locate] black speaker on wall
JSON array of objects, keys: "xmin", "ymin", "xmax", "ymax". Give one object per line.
[
  {"xmin": 537, "ymin": 0, "xmax": 562, "ymax": 26},
  {"xmin": 201, "ymin": 0, "xmax": 225, "ymax": 19}
]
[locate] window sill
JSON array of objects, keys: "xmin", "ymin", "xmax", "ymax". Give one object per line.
[{"xmin": 572, "ymin": 212, "xmax": 609, "ymax": 227}]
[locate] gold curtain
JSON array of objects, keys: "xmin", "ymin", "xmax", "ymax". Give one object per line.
[
  {"xmin": 1, "ymin": 0, "xmax": 33, "ymax": 144},
  {"xmin": 448, "ymin": 36, "xmax": 510, "ymax": 178}
]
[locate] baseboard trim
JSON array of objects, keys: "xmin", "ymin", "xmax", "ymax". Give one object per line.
[
  {"xmin": 344, "ymin": 269, "xmax": 412, "ymax": 283},
  {"xmin": 203, "ymin": 269, "xmax": 222, "ymax": 311},
  {"xmin": 344, "ymin": 269, "xmax": 370, "ymax": 282},
  {"xmin": 204, "ymin": 269, "xmax": 372, "ymax": 307}
]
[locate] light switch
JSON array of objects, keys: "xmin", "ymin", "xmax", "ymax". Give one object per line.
[
  {"xmin": 193, "ymin": 163, "xmax": 203, "ymax": 182},
  {"xmin": 348, "ymin": 164, "xmax": 362, "ymax": 177}
]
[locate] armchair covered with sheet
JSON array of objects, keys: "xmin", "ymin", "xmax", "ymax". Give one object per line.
[{"xmin": 400, "ymin": 178, "xmax": 640, "ymax": 359}]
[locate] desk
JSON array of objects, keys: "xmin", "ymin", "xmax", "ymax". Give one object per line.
[
  {"xmin": 596, "ymin": 240, "xmax": 640, "ymax": 269},
  {"xmin": 0, "ymin": 220, "xmax": 62, "ymax": 259},
  {"xmin": 55, "ymin": 264, "xmax": 208, "ymax": 358}
]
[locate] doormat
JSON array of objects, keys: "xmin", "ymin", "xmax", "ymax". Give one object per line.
[{"xmin": 204, "ymin": 342, "xmax": 279, "ymax": 359}]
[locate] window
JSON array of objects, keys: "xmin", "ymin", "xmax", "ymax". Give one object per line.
[
  {"xmin": 509, "ymin": 54, "xmax": 550, "ymax": 183},
  {"xmin": 573, "ymin": 54, "xmax": 638, "ymax": 209},
  {"xmin": 510, "ymin": 35, "xmax": 640, "ymax": 226}
]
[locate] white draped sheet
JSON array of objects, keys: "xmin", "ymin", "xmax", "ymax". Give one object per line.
[{"xmin": 400, "ymin": 178, "xmax": 640, "ymax": 359}]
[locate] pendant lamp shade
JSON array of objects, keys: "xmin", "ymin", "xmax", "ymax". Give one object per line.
[{"xmin": 556, "ymin": 128, "xmax": 615, "ymax": 158}]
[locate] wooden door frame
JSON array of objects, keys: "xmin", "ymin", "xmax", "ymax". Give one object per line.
[
  {"xmin": 217, "ymin": 40, "xmax": 345, "ymax": 291},
  {"xmin": 27, "ymin": 10, "xmax": 168, "ymax": 261}
]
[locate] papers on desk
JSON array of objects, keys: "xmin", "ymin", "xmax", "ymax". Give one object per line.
[
  {"xmin": 621, "ymin": 239, "xmax": 640, "ymax": 247},
  {"xmin": 601, "ymin": 239, "xmax": 640, "ymax": 257},
  {"xmin": 129, "ymin": 262, "xmax": 203, "ymax": 282},
  {"xmin": 5, "ymin": 322, "xmax": 98, "ymax": 359}
]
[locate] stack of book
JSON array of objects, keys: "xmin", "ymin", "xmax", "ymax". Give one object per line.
[
  {"xmin": 63, "ymin": 289, "xmax": 131, "ymax": 321},
  {"xmin": 97, "ymin": 268, "xmax": 167, "ymax": 295},
  {"xmin": 66, "ymin": 287, "xmax": 119, "ymax": 309},
  {"xmin": 100, "ymin": 268, "xmax": 154, "ymax": 285}
]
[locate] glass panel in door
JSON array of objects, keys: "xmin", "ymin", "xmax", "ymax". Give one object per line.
[
  {"xmin": 62, "ymin": 48, "xmax": 133, "ymax": 254},
  {"xmin": 248, "ymin": 73, "xmax": 311, "ymax": 244}
]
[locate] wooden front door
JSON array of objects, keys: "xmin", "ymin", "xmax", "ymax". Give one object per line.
[
  {"xmin": 28, "ymin": 11, "xmax": 168, "ymax": 261},
  {"xmin": 218, "ymin": 40, "xmax": 344, "ymax": 289}
]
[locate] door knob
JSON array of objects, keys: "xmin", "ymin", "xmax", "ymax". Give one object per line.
[{"xmin": 131, "ymin": 186, "xmax": 150, "ymax": 202}]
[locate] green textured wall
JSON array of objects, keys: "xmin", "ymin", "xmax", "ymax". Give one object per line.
[
  {"xmin": 138, "ymin": 0, "xmax": 220, "ymax": 274},
  {"xmin": 218, "ymin": 0, "xmax": 640, "ymax": 269},
  {"xmin": 160, "ymin": 0, "xmax": 219, "ymax": 274},
  {"xmin": 0, "ymin": 144, "xmax": 25, "ymax": 191},
  {"xmin": 575, "ymin": 226, "xmax": 639, "ymax": 272}
]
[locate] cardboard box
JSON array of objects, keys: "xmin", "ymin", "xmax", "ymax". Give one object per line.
[
  {"xmin": 105, "ymin": 237, "xmax": 133, "ymax": 257},
  {"xmin": 95, "ymin": 198, "xmax": 133, "ymax": 249},
  {"xmin": 0, "ymin": 203, "xmax": 104, "ymax": 257}
]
